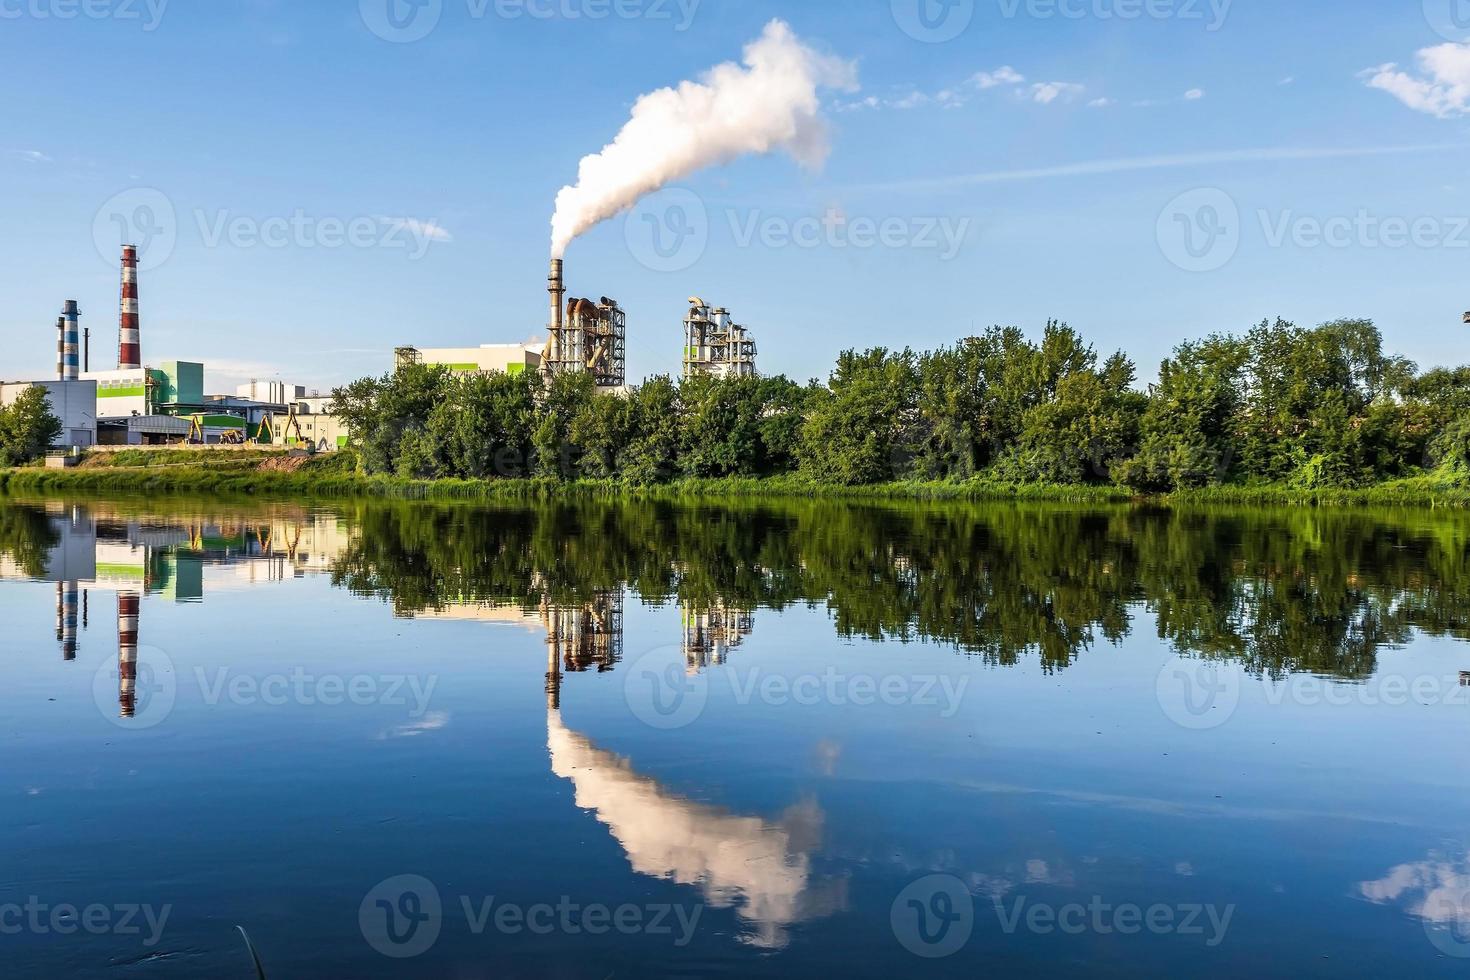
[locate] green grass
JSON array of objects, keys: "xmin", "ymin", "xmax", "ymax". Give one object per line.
[{"xmin": 3, "ymin": 450, "xmax": 1466, "ymax": 508}]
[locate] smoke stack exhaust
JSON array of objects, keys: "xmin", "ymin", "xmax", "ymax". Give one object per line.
[
  {"xmin": 548, "ymin": 20, "xmax": 856, "ymax": 258},
  {"xmin": 61, "ymin": 301, "xmax": 80, "ymax": 382},
  {"xmin": 119, "ymin": 246, "xmax": 140, "ymax": 370},
  {"xmin": 549, "ymin": 258, "xmax": 565, "ymax": 335}
]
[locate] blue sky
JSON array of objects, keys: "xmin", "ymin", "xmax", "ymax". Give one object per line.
[{"xmin": 3, "ymin": 0, "xmax": 1469, "ymax": 392}]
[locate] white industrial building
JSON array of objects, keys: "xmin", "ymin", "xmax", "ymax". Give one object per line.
[
  {"xmin": 394, "ymin": 343, "xmax": 542, "ymax": 377},
  {"xmin": 1, "ymin": 380, "xmax": 98, "ymax": 448}
]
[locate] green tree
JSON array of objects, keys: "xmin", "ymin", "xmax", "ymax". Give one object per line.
[
  {"xmin": 798, "ymin": 348, "xmax": 918, "ymax": 484},
  {"xmin": 1118, "ymin": 335, "xmax": 1249, "ymax": 491},
  {"xmin": 0, "ymin": 386, "xmax": 63, "ymax": 467}
]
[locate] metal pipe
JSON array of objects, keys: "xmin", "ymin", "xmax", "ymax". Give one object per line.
[{"xmin": 57, "ymin": 317, "xmax": 66, "ymax": 381}]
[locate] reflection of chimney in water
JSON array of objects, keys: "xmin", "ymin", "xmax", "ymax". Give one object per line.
[
  {"xmin": 60, "ymin": 582, "xmax": 79, "ymax": 661},
  {"xmin": 117, "ymin": 593, "xmax": 140, "ymax": 718},
  {"xmin": 546, "ymin": 643, "xmax": 563, "ymax": 711}
]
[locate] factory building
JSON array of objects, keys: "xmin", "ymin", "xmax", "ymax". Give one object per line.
[
  {"xmin": 394, "ymin": 343, "xmax": 542, "ymax": 377},
  {"xmin": 0, "ymin": 380, "xmax": 98, "ymax": 448},
  {"xmin": 684, "ymin": 299, "xmax": 758, "ymax": 379},
  {"xmin": 543, "ymin": 259, "xmax": 627, "ymax": 390}
]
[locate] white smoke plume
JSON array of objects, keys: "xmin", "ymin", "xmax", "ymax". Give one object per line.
[{"xmin": 549, "ymin": 19, "xmax": 858, "ymax": 258}]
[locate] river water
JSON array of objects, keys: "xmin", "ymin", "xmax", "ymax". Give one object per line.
[{"xmin": 1, "ymin": 496, "xmax": 1467, "ymax": 977}]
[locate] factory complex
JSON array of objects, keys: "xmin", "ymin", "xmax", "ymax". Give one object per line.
[
  {"xmin": 7, "ymin": 249, "xmax": 761, "ymax": 456},
  {"xmin": 5, "ymin": 246, "xmax": 346, "ymax": 452}
]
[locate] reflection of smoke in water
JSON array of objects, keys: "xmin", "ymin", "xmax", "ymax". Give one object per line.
[{"xmin": 547, "ymin": 709, "xmax": 845, "ymax": 947}]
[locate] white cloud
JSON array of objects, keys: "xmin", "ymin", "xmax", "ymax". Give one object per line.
[
  {"xmin": 973, "ymin": 66, "xmax": 1025, "ymax": 89},
  {"xmin": 1278, "ymin": 76, "xmax": 1295, "ymax": 86},
  {"xmin": 1088, "ymin": 97, "xmax": 1116, "ymax": 108},
  {"xmin": 1184, "ymin": 88, "xmax": 1205, "ymax": 100},
  {"xmin": 1030, "ymin": 81, "xmax": 1086, "ymax": 105},
  {"xmin": 397, "ymin": 217, "xmax": 452, "ymax": 242},
  {"xmin": 10, "ymin": 150, "xmax": 51, "ymax": 163},
  {"xmin": 1363, "ymin": 42, "xmax": 1470, "ymax": 118}
]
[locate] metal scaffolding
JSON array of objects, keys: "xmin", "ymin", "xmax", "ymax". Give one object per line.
[
  {"xmin": 683, "ymin": 298, "xmax": 758, "ymax": 380},
  {"xmin": 542, "ymin": 259, "xmax": 627, "ymax": 389}
]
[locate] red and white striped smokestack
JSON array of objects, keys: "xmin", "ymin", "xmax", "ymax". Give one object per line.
[
  {"xmin": 117, "ymin": 592, "xmax": 140, "ymax": 718},
  {"xmin": 118, "ymin": 246, "xmax": 141, "ymax": 371}
]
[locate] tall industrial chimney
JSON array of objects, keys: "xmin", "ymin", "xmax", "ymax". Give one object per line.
[
  {"xmin": 119, "ymin": 245, "xmax": 141, "ymax": 370},
  {"xmin": 61, "ymin": 301, "xmax": 80, "ymax": 381},
  {"xmin": 549, "ymin": 258, "xmax": 566, "ymax": 335},
  {"xmin": 56, "ymin": 317, "xmax": 66, "ymax": 381}
]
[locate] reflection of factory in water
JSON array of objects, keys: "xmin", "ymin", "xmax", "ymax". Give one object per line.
[
  {"xmin": 412, "ymin": 590, "xmax": 756, "ymax": 710},
  {"xmin": 4, "ymin": 503, "xmax": 352, "ymax": 715}
]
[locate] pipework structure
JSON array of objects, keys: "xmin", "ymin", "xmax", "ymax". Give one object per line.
[
  {"xmin": 542, "ymin": 259, "xmax": 627, "ymax": 389},
  {"xmin": 683, "ymin": 299, "xmax": 758, "ymax": 380}
]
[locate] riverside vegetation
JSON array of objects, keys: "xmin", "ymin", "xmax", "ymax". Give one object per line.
[{"xmin": 4, "ymin": 317, "xmax": 1469, "ymax": 504}]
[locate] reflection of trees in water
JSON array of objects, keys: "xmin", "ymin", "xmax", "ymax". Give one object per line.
[
  {"xmin": 37, "ymin": 497, "xmax": 1449, "ymax": 680},
  {"xmin": 0, "ymin": 505, "xmax": 60, "ymax": 579}
]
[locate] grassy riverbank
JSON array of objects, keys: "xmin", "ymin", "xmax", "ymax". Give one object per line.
[{"xmin": 3, "ymin": 451, "xmax": 1469, "ymax": 507}]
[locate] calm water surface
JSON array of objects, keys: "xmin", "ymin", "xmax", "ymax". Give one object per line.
[{"xmin": 1, "ymin": 496, "xmax": 1468, "ymax": 977}]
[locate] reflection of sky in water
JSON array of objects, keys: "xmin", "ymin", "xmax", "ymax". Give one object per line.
[
  {"xmin": 1360, "ymin": 851, "xmax": 1470, "ymax": 949},
  {"xmin": 2, "ymin": 499, "xmax": 1470, "ymax": 977}
]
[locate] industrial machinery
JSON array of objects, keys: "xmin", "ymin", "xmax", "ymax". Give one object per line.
[
  {"xmin": 542, "ymin": 259, "xmax": 627, "ymax": 389},
  {"xmin": 683, "ymin": 298, "xmax": 758, "ymax": 379},
  {"xmin": 256, "ymin": 406, "xmax": 310, "ymax": 449}
]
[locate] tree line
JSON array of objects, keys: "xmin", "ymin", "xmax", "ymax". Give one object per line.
[
  {"xmin": 331, "ymin": 317, "xmax": 1470, "ymax": 490},
  {"xmin": 326, "ymin": 497, "xmax": 1470, "ymax": 678}
]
